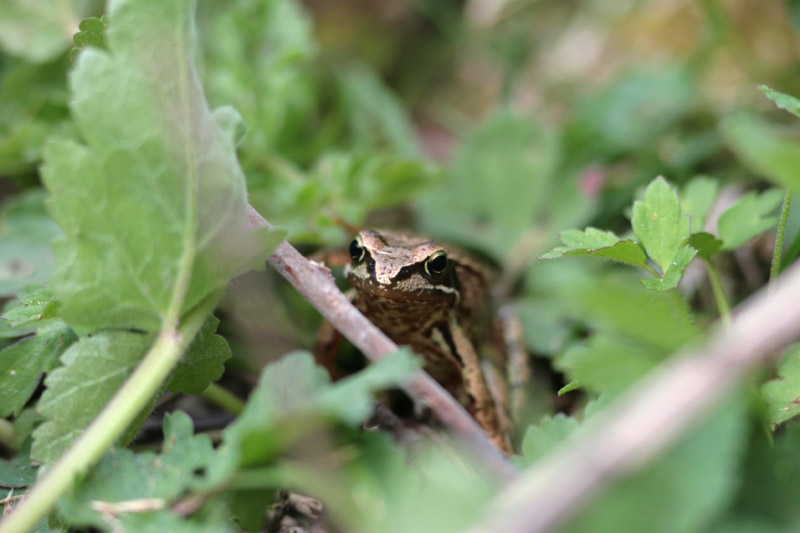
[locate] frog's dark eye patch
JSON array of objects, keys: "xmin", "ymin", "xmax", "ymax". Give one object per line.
[
  {"xmin": 349, "ymin": 237, "xmax": 366, "ymax": 263},
  {"xmin": 424, "ymin": 250, "xmax": 448, "ymax": 277}
]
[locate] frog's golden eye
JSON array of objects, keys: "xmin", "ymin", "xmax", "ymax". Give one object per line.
[
  {"xmin": 424, "ymin": 250, "xmax": 448, "ymax": 277},
  {"xmin": 349, "ymin": 237, "xmax": 366, "ymax": 263}
]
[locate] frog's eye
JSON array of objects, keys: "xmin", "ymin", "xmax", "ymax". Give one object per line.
[
  {"xmin": 424, "ymin": 250, "xmax": 448, "ymax": 277},
  {"xmin": 349, "ymin": 237, "xmax": 366, "ymax": 263}
]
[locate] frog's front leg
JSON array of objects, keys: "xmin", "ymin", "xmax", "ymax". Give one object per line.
[{"xmin": 447, "ymin": 316, "xmax": 513, "ymax": 455}]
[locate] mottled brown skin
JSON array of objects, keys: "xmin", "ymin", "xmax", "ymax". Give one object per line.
[{"xmin": 345, "ymin": 229, "xmax": 510, "ymax": 453}]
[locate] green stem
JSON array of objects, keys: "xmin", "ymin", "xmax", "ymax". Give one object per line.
[
  {"xmin": 770, "ymin": 188, "xmax": 792, "ymax": 286},
  {"xmin": 0, "ymin": 313, "xmax": 207, "ymax": 533},
  {"xmin": 667, "ymin": 288, "xmax": 695, "ymax": 327},
  {"xmin": 704, "ymin": 258, "xmax": 731, "ymax": 327},
  {"xmin": 202, "ymin": 383, "xmax": 245, "ymax": 415}
]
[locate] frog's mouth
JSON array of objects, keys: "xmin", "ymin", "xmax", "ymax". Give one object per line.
[{"xmin": 349, "ymin": 276, "xmax": 458, "ymax": 302}]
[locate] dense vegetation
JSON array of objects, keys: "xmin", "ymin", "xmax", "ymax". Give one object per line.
[{"xmin": 2, "ymin": 0, "xmax": 800, "ymax": 531}]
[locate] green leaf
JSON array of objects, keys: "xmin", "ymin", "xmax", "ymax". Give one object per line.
[
  {"xmin": 0, "ymin": 190, "xmax": 62, "ymax": 297},
  {"xmin": 168, "ymin": 315, "xmax": 231, "ymax": 395},
  {"xmin": 70, "ymin": 16, "xmax": 108, "ymax": 63},
  {"xmin": 31, "ymin": 330, "xmax": 153, "ymax": 464},
  {"xmin": 1, "ymin": 285, "xmax": 60, "ymax": 330},
  {"xmin": 0, "ymin": 322, "xmax": 76, "ymax": 417},
  {"xmin": 0, "ymin": 440, "xmax": 38, "ymax": 488},
  {"xmin": 418, "ymin": 110, "xmax": 560, "ymax": 258},
  {"xmin": 680, "ymin": 176, "xmax": 719, "ymax": 234},
  {"xmin": 761, "ymin": 344, "xmax": 800, "ymax": 427},
  {"xmin": 718, "ymin": 189, "xmax": 783, "ymax": 251},
  {"xmin": 641, "ymin": 245, "xmax": 697, "ymax": 291},
  {"xmin": 541, "ymin": 228, "xmax": 648, "ymax": 270},
  {"xmin": 520, "ymin": 414, "xmax": 579, "ymax": 465},
  {"xmin": 722, "ymin": 114, "xmax": 800, "ymax": 190},
  {"xmin": 556, "ymin": 334, "xmax": 664, "ymax": 394},
  {"xmin": 632, "ymin": 177, "xmax": 688, "ymax": 274},
  {"xmin": 41, "ymin": 0, "xmax": 278, "ymax": 332},
  {"xmin": 212, "ymin": 350, "xmax": 421, "ymax": 477},
  {"xmin": 58, "ymin": 412, "xmax": 222, "ymax": 530},
  {"xmin": 684, "ymin": 232, "xmax": 723, "ymax": 260},
  {"xmin": 759, "ymin": 85, "xmax": 800, "ymax": 119},
  {"xmin": 564, "ymin": 396, "xmax": 747, "ymax": 533}
]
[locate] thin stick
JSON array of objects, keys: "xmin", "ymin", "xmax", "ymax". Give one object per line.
[
  {"xmin": 466, "ymin": 259, "xmax": 800, "ymax": 533},
  {"xmin": 246, "ymin": 205, "xmax": 517, "ymax": 482}
]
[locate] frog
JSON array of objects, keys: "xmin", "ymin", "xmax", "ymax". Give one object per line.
[{"xmin": 341, "ymin": 229, "xmax": 515, "ymax": 454}]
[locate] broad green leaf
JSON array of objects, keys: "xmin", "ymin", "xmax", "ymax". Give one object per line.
[
  {"xmin": 556, "ymin": 334, "xmax": 663, "ymax": 394},
  {"xmin": 541, "ymin": 228, "xmax": 648, "ymax": 269},
  {"xmin": 69, "ymin": 16, "xmax": 107, "ymax": 63},
  {"xmin": 680, "ymin": 176, "xmax": 719, "ymax": 233},
  {"xmin": 0, "ymin": 322, "xmax": 76, "ymax": 417},
  {"xmin": 418, "ymin": 110, "xmax": 560, "ymax": 258},
  {"xmin": 31, "ymin": 330, "xmax": 153, "ymax": 464},
  {"xmin": 759, "ymin": 85, "xmax": 800, "ymax": 119},
  {"xmin": 212, "ymin": 350, "xmax": 421, "ymax": 477},
  {"xmin": 0, "ymin": 0, "xmax": 85, "ymax": 62},
  {"xmin": 685, "ymin": 232, "xmax": 723, "ymax": 260},
  {"xmin": 761, "ymin": 344, "xmax": 800, "ymax": 427},
  {"xmin": 632, "ymin": 177, "xmax": 688, "ymax": 274},
  {"xmin": 0, "ymin": 190, "xmax": 61, "ymax": 297},
  {"xmin": 641, "ymin": 245, "xmax": 697, "ymax": 291},
  {"xmin": 564, "ymin": 396, "xmax": 747, "ymax": 533},
  {"xmin": 736, "ymin": 424, "xmax": 800, "ymax": 524},
  {"xmin": 58, "ymin": 412, "xmax": 222, "ymax": 530},
  {"xmin": 723, "ymin": 114, "xmax": 800, "ymax": 190},
  {"xmin": 40, "ymin": 0, "xmax": 278, "ymax": 332},
  {"xmin": 168, "ymin": 315, "xmax": 231, "ymax": 395},
  {"xmin": 520, "ymin": 414, "xmax": 579, "ymax": 465},
  {"xmin": 718, "ymin": 189, "xmax": 783, "ymax": 251},
  {"xmin": 565, "ymin": 274, "xmax": 698, "ymax": 354}
]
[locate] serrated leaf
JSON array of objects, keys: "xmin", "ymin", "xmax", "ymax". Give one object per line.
[
  {"xmin": 212, "ymin": 350, "xmax": 421, "ymax": 477},
  {"xmin": 680, "ymin": 176, "xmax": 718, "ymax": 234},
  {"xmin": 718, "ymin": 189, "xmax": 783, "ymax": 251},
  {"xmin": 168, "ymin": 315, "xmax": 231, "ymax": 395},
  {"xmin": 0, "ymin": 190, "xmax": 61, "ymax": 297},
  {"xmin": 41, "ymin": 0, "xmax": 278, "ymax": 332},
  {"xmin": 58, "ymin": 412, "xmax": 220, "ymax": 530},
  {"xmin": 1, "ymin": 285, "xmax": 59, "ymax": 330},
  {"xmin": 520, "ymin": 414, "xmax": 579, "ymax": 465},
  {"xmin": 641, "ymin": 245, "xmax": 697, "ymax": 291},
  {"xmin": 541, "ymin": 228, "xmax": 648, "ymax": 269},
  {"xmin": 0, "ymin": 322, "xmax": 76, "ymax": 417},
  {"xmin": 761, "ymin": 344, "xmax": 800, "ymax": 427},
  {"xmin": 722, "ymin": 114, "xmax": 800, "ymax": 190},
  {"xmin": 70, "ymin": 16, "xmax": 107, "ymax": 63},
  {"xmin": 32, "ymin": 330, "xmax": 153, "ymax": 464},
  {"xmin": 684, "ymin": 232, "xmax": 723, "ymax": 260},
  {"xmin": 632, "ymin": 177, "xmax": 688, "ymax": 274},
  {"xmin": 759, "ymin": 85, "xmax": 800, "ymax": 119}
]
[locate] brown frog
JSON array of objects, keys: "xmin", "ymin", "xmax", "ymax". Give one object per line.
[{"xmin": 343, "ymin": 229, "xmax": 513, "ymax": 453}]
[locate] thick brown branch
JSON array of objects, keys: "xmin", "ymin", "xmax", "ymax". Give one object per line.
[
  {"xmin": 467, "ymin": 261, "xmax": 800, "ymax": 533},
  {"xmin": 246, "ymin": 205, "xmax": 517, "ymax": 481}
]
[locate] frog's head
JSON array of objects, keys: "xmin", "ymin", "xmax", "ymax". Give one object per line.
[{"xmin": 345, "ymin": 229, "xmax": 459, "ymax": 302}]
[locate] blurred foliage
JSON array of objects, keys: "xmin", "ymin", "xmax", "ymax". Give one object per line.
[{"xmin": 3, "ymin": 0, "xmax": 800, "ymax": 531}]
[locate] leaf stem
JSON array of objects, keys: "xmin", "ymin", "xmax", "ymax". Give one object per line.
[
  {"xmin": 703, "ymin": 258, "xmax": 731, "ymax": 327},
  {"xmin": 202, "ymin": 382, "xmax": 245, "ymax": 415},
  {"xmin": 770, "ymin": 188, "xmax": 792, "ymax": 286},
  {"xmin": 0, "ymin": 312, "xmax": 208, "ymax": 533}
]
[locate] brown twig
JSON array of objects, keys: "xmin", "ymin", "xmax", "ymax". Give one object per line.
[
  {"xmin": 246, "ymin": 205, "xmax": 518, "ymax": 482},
  {"xmin": 466, "ymin": 260, "xmax": 800, "ymax": 533}
]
